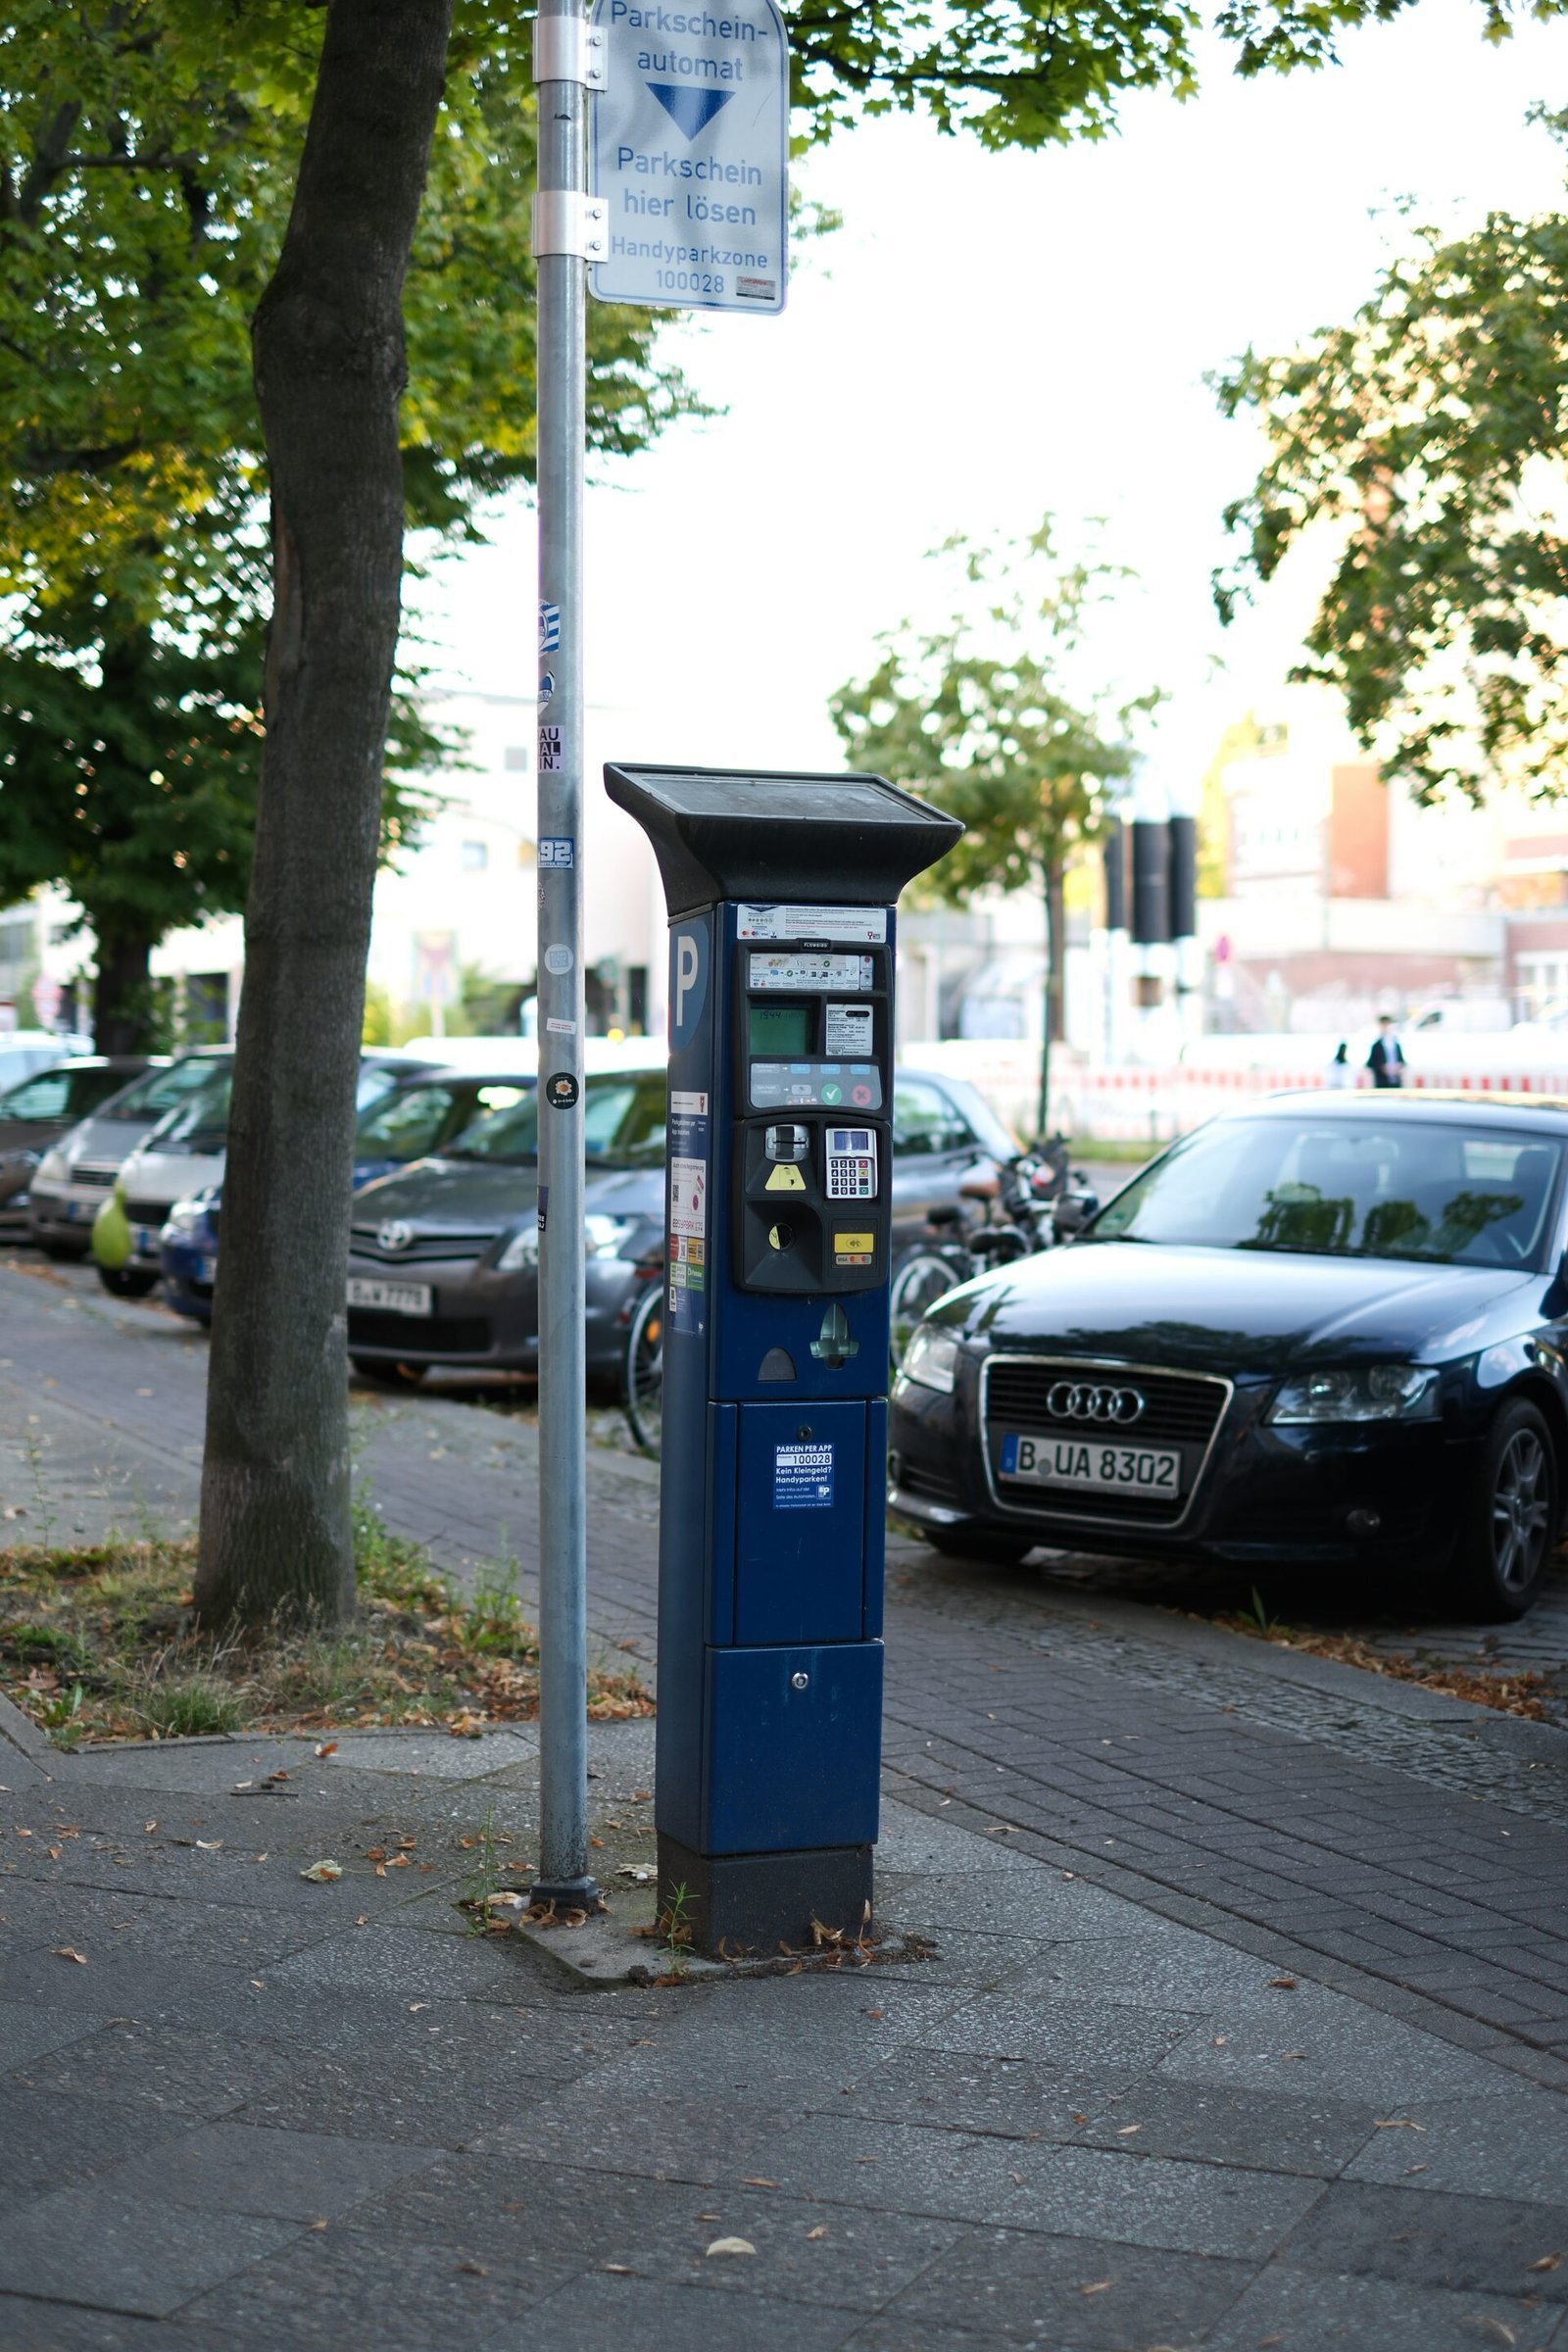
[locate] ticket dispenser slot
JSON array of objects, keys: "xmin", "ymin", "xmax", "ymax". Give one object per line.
[{"xmin": 603, "ymin": 759, "xmax": 962, "ymax": 1958}]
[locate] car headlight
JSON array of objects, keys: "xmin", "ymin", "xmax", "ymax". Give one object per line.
[
  {"xmin": 901, "ymin": 1324, "xmax": 962, "ymax": 1396},
  {"xmin": 496, "ymin": 1221, "xmax": 540, "ymax": 1273},
  {"xmin": 1270, "ymin": 1365, "xmax": 1439, "ymax": 1424},
  {"xmin": 584, "ymin": 1213, "xmax": 640, "ymax": 1259},
  {"xmin": 34, "ymin": 1147, "xmax": 68, "ymax": 1185},
  {"xmin": 161, "ymin": 1196, "xmax": 211, "ymax": 1246}
]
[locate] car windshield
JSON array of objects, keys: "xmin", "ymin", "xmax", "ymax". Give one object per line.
[
  {"xmin": 150, "ymin": 1070, "xmax": 233, "ymax": 1150},
  {"xmin": 0, "ymin": 1064, "xmax": 131, "ymax": 1122},
  {"xmin": 98, "ymin": 1056, "xmax": 226, "ymax": 1121},
  {"xmin": 356, "ymin": 1079, "xmax": 531, "ymax": 1161},
  {"xmin": 447, "ymin": 1069, "xmax": 666, "ymax": 1167},
  {"xmin": 1091, "ymin": 1115, "xmax": 1565, "ymax": 1269}
]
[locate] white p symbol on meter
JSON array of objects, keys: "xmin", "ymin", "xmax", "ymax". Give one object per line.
[{"xmin": 825, "ymin": 1126, "xmax": 878, "ymax": 1202}]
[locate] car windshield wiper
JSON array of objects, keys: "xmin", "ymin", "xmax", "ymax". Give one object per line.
[{"xmin": 445, "ymin": 1147, "xmax": 538, "ymax": 1164}]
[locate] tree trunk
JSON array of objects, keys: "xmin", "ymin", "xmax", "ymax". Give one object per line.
[
  {"xmin": 193, "ymin": 0, "xmax": 453, "ymax": 1629},
  {"xmin": 1037, "ymin": 858, "xmax": 1066, "ymax": 1140},
  {"xmin": 91, "ymin": 921, "xmax": 154, "ymax": 1054}
]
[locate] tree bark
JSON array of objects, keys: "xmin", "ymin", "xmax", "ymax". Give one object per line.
[
  {"xmin": 194, "ymin": 0, "xmax": 454, "ymax": 1628},
  {"xmin": 1037, "ymin": 858, "xmax": 1067, "ymax": 1141},
  {"xmin": 91, "ymin": 921, "xmax": 154, "ymax": 1054}
]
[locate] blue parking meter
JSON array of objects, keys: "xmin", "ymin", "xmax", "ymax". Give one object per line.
[{"xmin": 605, "ymin": 763, "xmax": 962, "ymax": 1954}]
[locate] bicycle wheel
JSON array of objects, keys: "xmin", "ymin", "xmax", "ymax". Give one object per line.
[
  {"xmin": 889, "ymin": 1246, "xmax": 969, "ymax": 1371},
  {"xmin": 622, "ymin": 1279, "xmax": 665, "ymax": 1455}
]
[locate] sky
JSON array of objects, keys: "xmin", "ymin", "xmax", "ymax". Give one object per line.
[{"xmin": 415, "ymin": 0, "xmax": 1568, "ymax": 800}]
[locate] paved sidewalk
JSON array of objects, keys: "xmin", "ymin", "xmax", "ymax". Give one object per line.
[{"xmin": 4, "ymin": 1256, "xmax": 1568, "ymax": 2345}]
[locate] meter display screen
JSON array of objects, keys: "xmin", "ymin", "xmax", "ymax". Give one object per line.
[{"xmin": 749, "ymin": 1003, "xmax": 812, "ymax": 1056}]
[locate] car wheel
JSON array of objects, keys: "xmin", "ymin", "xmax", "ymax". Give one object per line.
[
  {"xmin": 922, "ymin": 1525, "xmax": 1036, "ymax": 1567},
  {"xmin": 39, "ymin": 1240, "xmax": 82, "ymax": 1261},
  {"xmin": 1454, "ymin": 1397, "xmax": 1558, "ymax": 1621},
  {"xmin": 350, "ymin": 1356, "xmax": 423, "ymax": 1390},
  {"xmin": 96, "ymin": 1264, "xmax": 159, "ymax": 1298}
]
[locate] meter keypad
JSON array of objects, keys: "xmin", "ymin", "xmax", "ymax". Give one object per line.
[{"xmin": 825, "ymin": 1127, "xmax": 877, "ymax": 1201}]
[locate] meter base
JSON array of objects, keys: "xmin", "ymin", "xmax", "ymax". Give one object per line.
[{"xmin": 659, "ymin": 1834, "xmax": 872, "ymax": 1958}]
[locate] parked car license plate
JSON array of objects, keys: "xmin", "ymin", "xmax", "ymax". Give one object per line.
[
  {"xmin": 999, "ymin": 1432, "xmax": 1180, "ymax": 1494},
  {"xmin": 347, "ymin": 1277, "xmax": 432, "ymax": 1316}
]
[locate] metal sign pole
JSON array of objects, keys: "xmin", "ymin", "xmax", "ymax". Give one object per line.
[{"xmin": 529, "ymin": 0, "xmax": 606, "ymax": 1911}]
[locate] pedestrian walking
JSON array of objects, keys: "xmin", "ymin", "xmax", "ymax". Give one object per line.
[
  {"xmin": 1367, "ymin": 1014, "xmax": 1406, "ymax": 1089},
  {"xmin": 1327, "ymin": 1041, "xmax": 1352, "ymax": 1089}
]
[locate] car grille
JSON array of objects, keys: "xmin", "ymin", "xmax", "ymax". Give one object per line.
[
  {"xmin": 984, "ymin": 1356, "xmax": 1229, "ymax": 1530},
  {"xmin": 73, "ymin": 1164, "xmax": 118, "ymax": 1189},
  {"xmin": 350, "ymin": 1225, "xmax": 497, "ymax": 1265},
  {"xmin": 125, "ymin": 1200, "xmax": 174, "ymax": 1227},
  {"xmin": 348, "ymin": 1309, "xmax": 492, "ymax": 1354}
]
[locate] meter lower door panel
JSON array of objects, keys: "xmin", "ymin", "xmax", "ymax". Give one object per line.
[
  {"xmin": 733, "ymin": 1400, "xmax": 868, "ymax": 1645},
  {"xmin": 704, "ymin": 1642, "xmax": 882, "ymax": 1854}
]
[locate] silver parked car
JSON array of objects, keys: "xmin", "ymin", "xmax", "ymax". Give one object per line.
[{"xmin": 27, "ymin": 1051, "xmax": 231, "ymax": 1257}]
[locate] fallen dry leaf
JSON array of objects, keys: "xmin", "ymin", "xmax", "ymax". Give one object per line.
[
  {"xmin": 299, "ymin": 1859, "xmax": 343, "ymax": 1883},
  {"xmin": 631, "ymin": 1789, "xmax": 653, "ymax": 1802},
  {"xmin": 448, "ymin": 1710, "xmax": 485, "ymax": 1739},
  {"xmin": 315, "ymin": 1741, "xmax": 339, "ymax": 1758},
  {"xmin": 1529, "ymin": 2253, "xmax": 1562, "ymax": 2273},
  {"xmin": 705, "ymin": 2237, "xmax": 756, "ymax": 2259},
  {"xmin": 806, "ymin": 2226, "xmax": 827, "ymax": 2241},
  {"xmin": 1475, "ymin": 2322, "xmax": 1516, "ymax": 2348},
  {"xmin": 1115, "ymin": 2125, "xmax": 1142, "ymax": 2137},
  {"xmin": 1268, "ymin": 1977, "xmax": 1298, "ymax": 1989},
  {"xmin": 51, "ymin": 1946, "xmax": 86, "ymax": 1965},
  {"xmin": 1373, "ymin": 2119, "xmax": 1427, "ymax": 2132},
  {"xmin": 741, "ymin": 2177, "xmax": 777, "ymax": 2188},
  {"xmin": 1080, "ymin": 2279, "xmax": 1112, "ymax": 2296},
  {"xmin": 604, "ymin": 2264, "xmax": 633, "ymax": 2276}
]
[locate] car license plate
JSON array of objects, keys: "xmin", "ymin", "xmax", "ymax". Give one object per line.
[
  {"xmin": 63, "ymin": 1200, "xmax": 81, "ymax": 1222},
  {"xmin": 1000, "ymin": 1432, "xmax": 1180, "ymax": 1495},
  {"xmin": 134, "ymin": 1226, "xmax": 158, "ymax": 1256},
  {"xmin": 347, "ymin": 1277, "xmax": 432, "ymax": 1316}
]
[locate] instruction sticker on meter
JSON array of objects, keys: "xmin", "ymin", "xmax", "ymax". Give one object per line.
[
  {"xmin": 737, "ymin": 905, "xmax": 888, "ymax": 945},
  {"xmin": 824, "ymin": 1003, "xmax": 874, "ymax": 1056},
  {"xmin": 774, "ymin": 1443, "xmax": 834, "ymax": 1510},
  {"xmin": 667, "ymin": 1090, "xmax": 710, "ymax": 1337},
  {"xmin": 749, "ymin": 953, "xmax": 874, "ymax": 992}
]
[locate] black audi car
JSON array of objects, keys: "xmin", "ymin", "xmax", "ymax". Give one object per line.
[{"xmin": 889, "ymin": 1094, "xmax": 1568, "ymax": 1620}]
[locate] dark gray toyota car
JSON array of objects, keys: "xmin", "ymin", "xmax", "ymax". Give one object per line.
[{"xmin": 345, "ymin": 1059, "xmax": 1016, "ymax": 1387}]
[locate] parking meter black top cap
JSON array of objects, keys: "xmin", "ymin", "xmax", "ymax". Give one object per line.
[{"xmin": 603, "ymin": 762, "xmax": 963, "ymax": 917}]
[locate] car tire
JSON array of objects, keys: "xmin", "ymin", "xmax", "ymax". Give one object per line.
[
  {"xmin": 39, "ymin": 1240, "xmax": 82, "ymax": 1261},
  {"xmin": 350, "ymin": 1356, "xmax": 423, "ymax": 1390},
  {"xmin": 922, "ymin": 1525, "xmax": 1037, "ymax": 1567},
  {"xmin": 96, "ymin": 1264, "xmax": 159, "ymax": 1298},
  {"xmin": 1452, "ymin": 1396, "xmax": 1558, "ymax": 1621}
]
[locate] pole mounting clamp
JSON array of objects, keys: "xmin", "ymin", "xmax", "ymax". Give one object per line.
[
  {"xmin": 532, "ymin": 192, "xmax": 609, "ymax": 262},
  {"xmin": 532, "ymin": 15, "xmax": 608, "ymax": 89}
]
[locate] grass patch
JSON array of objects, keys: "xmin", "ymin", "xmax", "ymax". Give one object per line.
[{"xmin": 0, "ymin": 1512, "xmax": 652, "ymax": 1748}]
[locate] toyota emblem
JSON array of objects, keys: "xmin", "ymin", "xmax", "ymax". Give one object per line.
[
  {"xmin": 376, "ymin": 1220, "xmax": 415, "ymax": 1254},
  {"xmin": 1045, "ymin": 1380, "xmax": 1146, "ymax": 1425}
]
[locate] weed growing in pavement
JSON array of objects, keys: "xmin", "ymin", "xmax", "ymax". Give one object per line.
[
  {"xmin": 460, "ymin": 1803, "xmax": 506, "ymax": 1931},
  {"xmin": 1244, "ymin": 1587, "xmax": 1277, "ymax": 1638},
  {"xmin": 657, "ymin": 1881, "xmax": 693, "ymax": 1980}
]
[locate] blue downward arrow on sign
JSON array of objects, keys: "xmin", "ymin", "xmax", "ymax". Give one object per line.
[{"xmin": 646, "ymin": 82, "xmax": 734, "ymax": 140}]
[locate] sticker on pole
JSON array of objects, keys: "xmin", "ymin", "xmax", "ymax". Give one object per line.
[
  {"xmin": 774, "ymin": 1442, "xmax": 833, "ymax": 1510},
  {"xmin": 538, "ymin": 602, "xmax": 561, "ymax": 653},
  {"xmin": 588, "ymin": 0, "xmax": 789, "ymax": 315}
]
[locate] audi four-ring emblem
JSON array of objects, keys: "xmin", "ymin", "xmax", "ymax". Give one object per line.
[{"xmin": 1045, "ymin": 1381, "xmax": 1146, "ymax": 1425}]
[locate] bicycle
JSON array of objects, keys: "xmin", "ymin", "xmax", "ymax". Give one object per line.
[
  {"xmin": 888, "ymin": 1136, "xmax": 1096, "ymax": 1371},
  {"xmin": 621, "ymin": 1273, "xmax": 664, "ymax": 1454}
]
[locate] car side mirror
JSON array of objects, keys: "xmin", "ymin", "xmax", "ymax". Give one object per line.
[{"xmin": 1053, "ymin": 1190, "xmax": 1098, "ymax": 1242}]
